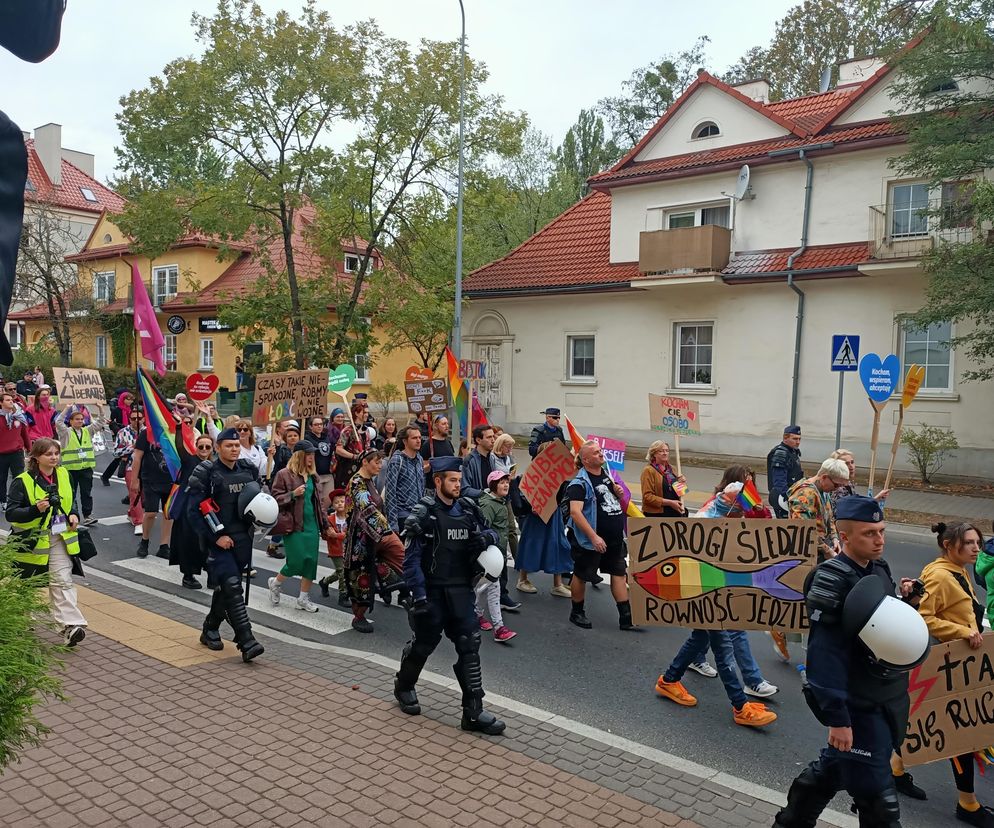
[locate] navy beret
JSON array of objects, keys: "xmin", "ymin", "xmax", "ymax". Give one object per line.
[
  {"xmin": 429, "ymin": 456, "xmax": 462, "ymax": 474},
  {"xmin": 217, "ymin": 427, "xmax": 241, "ymax": 443},
  {"xmin": 542, "ymin": 407, "xmax": 561, "ymax": 416},
  {"xmin": 293, "ymin": 439, "xmax": 316, "ymax": 453},
  {"xmin": 784, "ymin": 425, "xmax": 801, "ymax": 435},
  {"xmin": 835, "ymin": 495, "xmax": 884, "ymax": 523}
]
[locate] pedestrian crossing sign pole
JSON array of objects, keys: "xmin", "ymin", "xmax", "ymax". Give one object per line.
[{"xmin": 831, "ymin": 335, "xmax": 860, "ymax": 449}]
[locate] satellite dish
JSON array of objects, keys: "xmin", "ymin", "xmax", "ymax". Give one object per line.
[
  {"xmin": 819, "ymin": 66, "xmax": 832, "ymax": 93},
  {"xmin": 734, "ymin": 165, "xmax": 751, "ymax": 200}
]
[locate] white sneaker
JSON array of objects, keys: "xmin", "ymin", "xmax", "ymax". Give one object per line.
[
  {"xmin": 267, "ymin": 576, "xmax": 281, "ymax": 606},
  {"xmin": 516, "ymin": 579, "xmax": 538, "ymax": 594},
  {"xmin": 745, "ymin": 680, "xmax": 779, "ymax": 698},
  {"xmin": 296, "ymin": 593, "xmax": 319, "ymax": 613},
  {"xmin": 688, "ymin": 661, "xmax": 718, "ymax": 678},
  {"xmin": 133, "ymin": 524, "xmax": 143, "ymax": 535}
]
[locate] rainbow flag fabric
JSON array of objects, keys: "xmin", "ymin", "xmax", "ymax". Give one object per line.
[
  {"xmin": 135, "ymin": 366, "xmax": 192, "ymax": 482},
  {"xmin": 737, "ymin": 478, "xmax": 763, "ymax": 512},
  {"xmin": 444, "ymin": 346, "xmax": 489, "ymax": 435}
]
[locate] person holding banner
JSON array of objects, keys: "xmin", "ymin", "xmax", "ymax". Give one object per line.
[
  {"xmin": 24, "ymin": 385, "xmax": 58, "ymax": 442},
  {"xmin": 0, "ymin": 391, "xmax": 29, "ymax": 505},
  {"xmin": 56, "ymin": 405, "xmax": 104, "ymax": 526},
  {"xmin": 829, "ymin": 449, "xmax": 889, "ymax": 510},
  {"xmin": 640, "ymin": 441, "xmax": 687, "ymax": 518},
  {"xmin": 334, "ymin": 401, "xmax": 370, "ymax": 490},
  {"xmin": 917, "ymin": 522, "xmax": 993, "ymax": 828}
]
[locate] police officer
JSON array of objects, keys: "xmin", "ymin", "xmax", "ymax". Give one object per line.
[
  {"xmin": 393, "ymin": 456, "xmax": 505, "ymax": 735},
  {"xmin": 767, "ymin": 425, "xmax": 803, "ymax": 518},
  {"xmin": 528, "ymin": 407, "xmax": 566, "ymax": 458},
  {"xmin": 774, "ymin": 496, "xmax": 928, "ymax": 828},
  {"xmin": 187, "ymin": 427, "xmax": 274, "ymax": 662}
]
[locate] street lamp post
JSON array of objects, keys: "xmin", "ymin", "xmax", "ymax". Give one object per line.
[{"xmin": 452, "ymin": 0, "xmax": 466, "ymax": 362}]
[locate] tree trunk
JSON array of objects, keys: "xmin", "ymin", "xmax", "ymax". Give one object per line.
[{"xmin": 281, "ymin": 202, "xmax": 306, "ymax": 370}]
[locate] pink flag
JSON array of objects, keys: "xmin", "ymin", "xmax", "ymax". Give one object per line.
[{"xmin": 130, "ymin": 261, "xmax": 165, "ymax": 376}]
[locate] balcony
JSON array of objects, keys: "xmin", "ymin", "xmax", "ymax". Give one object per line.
[
  {"xmin": 868, "ymin": 199, "xmax": 980, "ymax": 261},
  {"xmin": 638, "ymin": 224, "xmax": 731, "ymax": 275}
]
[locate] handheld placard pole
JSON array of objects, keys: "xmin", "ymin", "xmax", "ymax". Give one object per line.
[
  {"xmin": 882, "ymin": 404, "xmax": 903, "ymax": 492},
  {"xmin": 327, "ymin": 363, "xmax": 358, "ymax": 440},
  {"xmin": 674, "ymin": 433, "xmax": 683, "ymax": 478},
  {"xmin": 883, "ymin": 365, "xmax": 924, "ymax": 492},
  {"xmin": 858, "ymin": 353, "xmax": 899, "ymax": 495},
  {"xmin": 867, "ymin": 398, "xmax": 886, "ymax": 493}
]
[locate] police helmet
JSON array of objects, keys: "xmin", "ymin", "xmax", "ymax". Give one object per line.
[
  {"xmin": 238, "ymin": 482, "xmax": 279, "ymax": 528},
  {"xmin": 477, "ymin": 545, "xmax": 504, "ymax": 582},
  {"xmin": 842, "ymin": 576, "xmax": 930, "ymax": 672}
]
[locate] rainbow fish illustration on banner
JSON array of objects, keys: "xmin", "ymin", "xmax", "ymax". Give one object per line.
[
  {"xmin": 443, "ymin": 346, "xmax": 489, "ymax": 435},
  {"xmin": 633, "ymin": 557, "xmax": 803, "ymax": 602}
]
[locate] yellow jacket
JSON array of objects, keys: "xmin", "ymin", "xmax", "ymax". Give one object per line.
[{"xmin": 918, "ymin": 556, "xmax": 979, "ymax": 643}]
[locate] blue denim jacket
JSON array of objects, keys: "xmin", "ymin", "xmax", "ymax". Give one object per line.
[{"xmin": 566, "ymin": 468, "xmax": 598, "ymax": 550}]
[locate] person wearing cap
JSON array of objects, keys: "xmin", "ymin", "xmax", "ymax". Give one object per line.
[
  {"xmin": 15, "ymin": 369, "xmax": 38, "ymax": 401},
  {"xmin": 528, "ymin": 408, "xmax": 566, "ymax": 458},
  {"xmin": 767, "ymin": 425, "xmax": 803, "ymax": 519},
  {"xmin": 394, "ymin": 455, "xmax": 505, "ymax": 734},
  {"xmin": 774, "ymin": 495, "xmax": 923, "ymax": 828},
  {"xmin": 476, "ymin": 469, "xmax": 518, "ymax": 643},
  {"xmin": 268, "ymin": 441, "xmax": 330, "ymax": 613},
  {"xmin": 383, "ymin": 425, "xmax": 425, "ymax": 535}
]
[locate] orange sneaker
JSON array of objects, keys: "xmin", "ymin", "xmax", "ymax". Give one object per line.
[
  {"xmin": 655, "ymin": 677, "xmax": 698, "ymax": 707},
  {"xmin": 770, "ymin": 630, "xmax": 791, "ymax": 663},
  {"xmin": 733, "ymin": 702, "xmax": 778, "ymax": 727}
]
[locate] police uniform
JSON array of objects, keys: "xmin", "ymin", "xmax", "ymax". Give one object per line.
[
  {"xmin": 394, "ymin": 456, "xmax": 505, "ymax": 734},
  {"xmin": 186, "ymin": 427, "xmax": 264, "ymax": 662},
  {"xmin": 767, "ymin": 425, "xmax": 803, "ymax": 519},
  {"xmin": 775, "ymin": 496, "xmax": 915, "ymax": 828}
]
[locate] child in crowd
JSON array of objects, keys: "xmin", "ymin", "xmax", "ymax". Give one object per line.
[
  {"xmin": 318, "ymin": 489, "xmax": 350, "ymax": 608},
  {"xmin": 476, "ymin": 470, "xmax": 517, "ymax": 643}
]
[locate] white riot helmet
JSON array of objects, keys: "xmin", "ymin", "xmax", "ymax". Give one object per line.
[
  {"xmin": 843, "ymin": 576, "xmax": 930, "ymax": 672},
  {"xmin": 478, "ymin": 545, "xmax": 504, "ymax": 582},
  {"xmin": 238, "ymin": 482, "xmax": 279, "ymax": 529}
]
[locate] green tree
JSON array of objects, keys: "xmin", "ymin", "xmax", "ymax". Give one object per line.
[{"xmin": 551, "ymin": 109, "xmax": 617, "ymax": 201}]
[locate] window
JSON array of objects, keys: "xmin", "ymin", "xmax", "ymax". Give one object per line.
[
  {"xmin": 95, "ymin": 336, "xmax": 108, "ymax": 368},
  {"xmin": 92, "ymin": 270, "xmax": 116, "ymax": 302},
  {"xmin": 164, "ymin": 335, "xmax": 178, "ymax": 372},
  {"xmin": 890, "ymin": 183, "xmax": 929, "ymax": 237},
  {"xmin": 8, "ymin": 324, "xmax": 21, "ymax": 350},
  {"xmin": 344, "ymin": 255, "xmax": 360, "ymax": 273},
  {"xmin": 666, "ymin": 204, "xmax": 730, "ymax": 230},
  {"xmin": 675, "ymin": 323, "xmax": 713, "ymax": 387},
  {"xmin": 79, "ymin": 186, "xmax": 98, "ymax": 203},
  {"xmin": 902, "ymin": 320, "xmax": 952, "ymax": 391},
  {"xmin": 693, "ymin": 121, "xmax": 720, "ymax": 139},
  {"xmin": 567, "ymin": 335, "xmax": 595, "ymax": 380},
  {"xmin": 354, "ymin": 354, "xmax": 369, "ymax": 382},
  {"xmin": 941, "ymin": 181, "xmax": 974, "ymax": 229},
  {"xmin": 668, "ymin": 212, "xmax": 695, "ymax": 229},
  {"xmin": 926, "ymin": 79, "xmax": 958, "ymax": 94},
  {"xmin": 199, "ymin": 338, "xmax": 214, "ymax": 370},
  {"xmin": 152, "ymin": 264, "xmax": 179, "ymax": 306}
]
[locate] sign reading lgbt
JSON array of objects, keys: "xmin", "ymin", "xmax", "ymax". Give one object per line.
[{"xmin": 626, "ymin": 517, "xmax": 817, "ymax": 631}]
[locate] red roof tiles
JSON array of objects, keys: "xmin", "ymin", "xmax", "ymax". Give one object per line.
[
  {"xmin": 721, "ymin": 242, "xmax": 869, "ymax": 279},
  {"xmin": 24, "ymin": 139, "xmax": 125, "ymax": 215},
  {"xmin": 766, "ymin": 88, "xmax": 857, "ymax": 132}
]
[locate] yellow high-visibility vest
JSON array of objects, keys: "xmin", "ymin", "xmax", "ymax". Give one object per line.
[
  {"xmin": 9, "ymin": 468, "xmax": 80, "ymax": 566},
  {"xmin": 61, "ymin": 427, "xmax": 95, "ymax": 471}
]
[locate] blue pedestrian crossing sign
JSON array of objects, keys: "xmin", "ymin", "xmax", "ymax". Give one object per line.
[{"xmin": 831, "ymin": 335, "xmax": 860, "ymax": 372}]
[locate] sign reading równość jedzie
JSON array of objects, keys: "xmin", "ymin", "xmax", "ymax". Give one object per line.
[{"xmin": 252, "ymin": 370, "xmax": 329, "ymax": 425}]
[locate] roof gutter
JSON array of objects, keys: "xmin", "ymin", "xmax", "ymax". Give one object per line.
[
  {"xmin": 722, "ymin": 264, "xmax": 861, "ymax": 282},
  {"xmin": 465, "ymin": 280, "xmax": 637, "ymax": 299}
]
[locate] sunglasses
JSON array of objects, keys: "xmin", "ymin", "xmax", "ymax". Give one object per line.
[
  {"xmin": 197, "ymin": 443, "xmax": 213, "ymax": 450},
  {"xmin": 237, "ymin": 427, "xmax": 251, "ymax": 432},
  {"xmin": 549, "ymin": 415, "xmax": 561, "ymax": 420}
]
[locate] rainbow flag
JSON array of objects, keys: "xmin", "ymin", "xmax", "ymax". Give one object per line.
[
  {"xmin": 444, "ymin": 346, "xmax": 489, "ymax": 435},
  {"xmin": 135, "ymin": 366, "xmax": 192, "ymax": 482},
  {"xmin": 562, "ymin": 413, "xmax": 585, "ymax": 453},
  {"xmin": 737, "ymin": 478, "xmax": 763, "ymax": 512}
]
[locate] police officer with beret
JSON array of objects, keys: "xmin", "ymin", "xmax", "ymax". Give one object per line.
[
  {"xmin": 775, "ymin": 496, "xmax": 930, "ymax": 828},
  {"xmin": 187, "ymin": 427, "xmax": 277, "ymax": 662},
  {"xmin": 393, "ymin": 456, "xmax": 506, "ymax": 735}
]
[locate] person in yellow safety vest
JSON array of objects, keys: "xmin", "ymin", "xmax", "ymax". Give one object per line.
[
  {"xmin": 56, "ymin": 404, "xmax": 103, "ymax": 526},
  {"xmin": 6, "ymin": 437, "xmax": 86, "ymax": 647}
]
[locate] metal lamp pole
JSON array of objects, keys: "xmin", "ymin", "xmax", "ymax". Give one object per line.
[{"xmin": 452, "ymin": 0, "xmax": 466, "ymax": 362}]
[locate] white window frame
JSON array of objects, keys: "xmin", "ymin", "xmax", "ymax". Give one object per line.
[
  {"xmin": 691, "ymin": 120, "xmax": 720, "ymax": 140},
  {"xmin": 79, "ymin": 186, "xmax": 98, "ymax": 203},
  {"xmin": 199, "ymin": 337, "xmax": 214, "ymax": 371},
  {"xmin": 92, "ymin": 270, "xmax": 115, "ymax": 302},
  {"xmin": 889, "ymin": 181, "xmax": 930, "ymax": 238},
  {"xmin": 344, "ymin": 255, "xmax": 360, "ymax": 273},
  {"xmin": 152, "ymin": 264, "xmax": 179, "ymax": 306},
  {"xmin": 648, "ymin": 200, "xmax": 732, "ymax": 232},
  {"xmin": 164, "ymin": 334, "xmax": 178, "ymax": 372},
  {"xmin": 673, "ymin": 321, "xmax": 715, "ymax": 389},
  {"xmin": 354, "ymin": 354, "xmax": 370, "ymax": 383},
  {"xmin": 898, "ymin": 318, "xmax": 954, "ymax": 394},
  {"xmin": 565, "ymin": 334, "xmax": 596, "ymax": 382},
  {"xmin": 95, "ymin": 335, "xmax": 108, "ymax": 368}
]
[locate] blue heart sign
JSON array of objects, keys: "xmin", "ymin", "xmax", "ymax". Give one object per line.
[{"xmin": 858, "ymin": 353, "xmax": 900, "ymax": 403}]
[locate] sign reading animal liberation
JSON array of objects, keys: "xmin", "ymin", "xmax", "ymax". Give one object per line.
[
  {"xmin": 903, "ymin": 634, "xmax": 994, "ymax": 767},
  {"xmin": 518, "ymin": 440, "xmax": 576, "ymax": 524},
  {"xmin": 52, "ymin": 367, "xmax": 105, "ymax": 408},
  {"xmin": 404, "ymin": 378, "xmax": 448, "ymax": 415},
  {"xmin": 627, "ymin": 518, "xmax": 816, "ymax": 632},
  {"xmin": 648, "ymin": 394, "xmax": 701, "ymax": 437},
  {"xmin": 252, "ymin": 370, "xmax": 328, "ymax": 426}
]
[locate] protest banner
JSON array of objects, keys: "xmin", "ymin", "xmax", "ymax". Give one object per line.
[
  {"xmin": 185, "ymin": 372, "xmax": 219, "ymax": 402},
  {"xmin": 648, "ymin": 393, "xmax": 701, "ymax": 475},
  {"xmin": 627, "ymin": 517, "xmax": 817, "ymax": 631},
  {"xmin": 405, "ymin": 378, "xmax": 449, "ymax": 415},
  {"xmin": 52, "ymin": 367, "xmax": 105, "ymax": 408},
  {"xmin": 252, "ymin": 370, "xmax": 329, "ymax": 426},
  {"xmin": 518, "ymin": 440, "xmax": 576, "ymax": 523},
  {"xmin": 405, "ymin": 365, "xmax": 433, "ymax": 382},
  {"xmin": 858, "ymin": 352, "xmax": 899, "ymax": 490},
  {"xmin": 587, "ymin": 434, "xmax": 626, "ymax": 471},
  {"xmin": 903, "ymin": 634, "xmax": 994, "ymax": 767}
]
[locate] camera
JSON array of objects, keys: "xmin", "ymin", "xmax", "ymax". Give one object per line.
[
  {"xmin": 45, "ymin": 484, "xmax": 61, "ymax": 511},
  {"xmin": 909, "ymin": 578, "xmax": 926, "ymax": 599}
]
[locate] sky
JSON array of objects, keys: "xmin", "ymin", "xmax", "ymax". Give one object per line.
[{"xmin": 0, "ymin": 0, "xmax": 800, "ymax": 182}]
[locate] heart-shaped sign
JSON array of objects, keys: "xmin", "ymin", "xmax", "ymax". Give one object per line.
[
  {"xmin": 327, "ymin": 364, "xmax": 357, "ymax": 394},
  {"xmin": 902, "ymin": 364, "xmax": 926, "ymax": 409},
  {"xmin": 405, "ymin": 365, "xmax": 433, "ymax": 382},
  {"xmin": 186, "ymin": 372, "xmax": 219, "ymax": 402},
  {"xmin": 858, "ymin": 353, "xmax": 900, "ymax": 403}
]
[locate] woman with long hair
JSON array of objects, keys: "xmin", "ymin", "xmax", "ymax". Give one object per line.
[
  {"xmin": 640, "ymin": 441, "xmax": 687, "ymax": 518},
  {"xmin": 207, "ymin": 416, "xmax": 267, "ymax": 479},
  {"xmin": 829, "ymin": 448, "xmax": 889, "ymax": 508},
  {"xmin": 334, "ymin": 401, "xmax": 370, "ymax": 490},
  {"xmin": 375, "ymin": 417, "xmax": 399, "ymax": 456},
  {"xmin": 6, "ymin": 438, "xmax": 86, "ymax": 646},
  {"xmin": 24, "ymin": 385, "xmax": 57, "ymax": 442}
]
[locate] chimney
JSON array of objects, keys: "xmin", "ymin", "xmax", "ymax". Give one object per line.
[
  {"xmin": 61, "ymin": 148, "xmax": 95, "ymax": 177},
  {"xmin": 34, "ymin": 123, "xmax": 62, "ymax": 186},
  {"xmin": 731, "ymin": 78, "xmax": 770, "ymax": 104},
  {"xmin": 837, "ymin": 56, "xmax": 886, "ymax": 86}
]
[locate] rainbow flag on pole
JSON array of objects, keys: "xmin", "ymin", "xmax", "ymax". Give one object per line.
[
  {"xmin": 563, "ymin": 413, "xmax": 643, "ymax": 518},
  {"xmin": 135, "ymin": 366, "xmax": 192, "ymax": 482},
  {"xmin": 444, "ymin": 346, "xmax": 489, "ymax": 435},
  {"xmin": 737, "ymin": 478, "xmax": 763, "ymax": 512}
]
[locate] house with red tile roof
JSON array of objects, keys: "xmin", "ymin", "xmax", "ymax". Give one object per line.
[{"xmin": 463, "ymin": 48, "xmax": 993, "ymax": 477}]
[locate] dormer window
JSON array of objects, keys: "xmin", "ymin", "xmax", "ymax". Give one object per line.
[
  {"xmin": 692, "ymin": 121, "xmax": 720, "ymax": 139},
  {"xmin": 926, "ymin": 79, "xmax": 958, "ymax": 94},
  {"xmin": 79, "ymin": 186, "xmax": 98, "ymax": 202},
  {"xmin": 344, "ymin": 255, "xmax": 360, "ymax": 273}
]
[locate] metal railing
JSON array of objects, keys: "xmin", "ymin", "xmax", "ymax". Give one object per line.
[{"xmin": 868, "ymin": 199, "xmax": 980, "ymax": 260}]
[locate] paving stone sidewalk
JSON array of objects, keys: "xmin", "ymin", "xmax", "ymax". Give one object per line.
[{"xmin": 0, "ymin": 577, "xmax": 842, "ymax": 828}]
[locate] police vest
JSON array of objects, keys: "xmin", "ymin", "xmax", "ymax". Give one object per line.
[
  {"xmin": 10, "ymin": 468, "xmax": 81, "ymax": 566},
  {"xmin": 211, "ymin": 461, "xmax": 259, "ymax": 534},
  {"xmin": 62, "ymin": 428, "xmax": 95, "ymax": 471},
  {"xmin": 426, "ymin": 500, "xmax": 479, "ymax": 586}
]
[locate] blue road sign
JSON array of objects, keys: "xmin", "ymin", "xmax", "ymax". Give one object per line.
[{"xmin": 831, "ymin": 334, "xmax": 860, "ymax": 372}]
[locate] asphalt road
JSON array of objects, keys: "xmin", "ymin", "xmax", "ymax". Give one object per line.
[{"xmin": 48, "ymin": 462, "xmax": 993, "ymax": 828}]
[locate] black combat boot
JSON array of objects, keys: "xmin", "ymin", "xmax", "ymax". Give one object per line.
[
  {"xmin": 219, "ymin": 575, "xmax": 264, "ymax": 662},
  {"xmin": 199, "ymin": 588, "xmax": 225, "ymax": 651},
  {"xmin": 395, "ymin": 641, "xmax": 428, "ymax": 715},
  {"xmin": 454, "ymin": 633, "xmax": 505, "ymax": 735},
  {"xmin": 773, "ymin": 763, "xmax": 839, "ymax": 828},
  {"xmin": 617, "ymin": 600, "xmax": 638, "ymax": 631}
]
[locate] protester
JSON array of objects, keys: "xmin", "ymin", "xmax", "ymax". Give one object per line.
[
  {"xmin": 326, "ymin": 407, "xmax": 346, "ymax": 447},
  {"xmin": 383, "ymin": 425, "xmax": 425, "ymax": 534},
  {"xmin": 491, "ymin": 433, "xmax": 516, "ymax": 475},
  {"xmin": 0, "ymin": 391, "xmax": 29, "ymax": 505},
  {"xmin": 393, "ymin": 455, "xmax": 505, "ymax": 735},
  {"xmin": 102, "ymin": 390, "xmax": 135, "ymax": 484},
  {"xmin": 268, "ymin": 441, "xmax": 328, "ymax": 613},
  {"xmin": 4, "ymin": 380, "xmax": 25, "ymax": 409},
  {"xmin": 975, "ymin": 522, "xmax": 994, "ymax": 629},
  {"xmin": 829, "ymin": 448, "xmax": 890, "ymax": 508},
  {"xmin": 528, "ymin": 407, "xmax": 566, "ymax": 457},
  {"xmin": 7, "ymin": 438, "xmax": 86, "ymax": 647},
  {"xmin": 130, "ymin": 423, "xmax": 174, "ymax": 560},
  {"xmin": 419, "ymin": 414, "xmax": 455, "ymax": 464},
  {"xmin": 264, "ymin": 420, "xmax": 300, "ymax": 558},
  {"xmin": 767, "ymin": 425, "xmax": 803, "ymax": 518},
  {"xmin": 306, "ymin": 416, "xmax": 334, "ymax": 503},
  {"xmin": 490, "ymin": 433, "xmax": 521, "ymax": 600},
  {"xmin": 458, "ymin": 439, "xmax": 468, "ymax": 458},
  {"xmin": 235, "ymin": 355, "xmax": 245, "ymax": 390},
  {"xmin": 461, "ymin": 424, "xmax": 495, "ymax": 501},
  {"xmin": 15, "ymin": 369, "xmax": 38, "ymax": 400},
  {"xmin": 117, "ymin": 408, "xmax": 144, "ymax": 531},
  {"xmin": 55, "ymin": 404, "xmax": 102, "ymax": 526},
  {"xmin": 917, "ymin": 522, "xmax": 993, "ymax": 827},
  {"xmin": 742, "ymin": 468, "xmax": 774, "ymax": 518},
  {"xmin": 476, "ymin": 469, "xmax": 517, "ymax": 642},
  {"xmin": 318, "ymin": 488, "xmax": 350, "ymax": 608},
  {"xmin": 375, "ymin": 417, "xmax": 399, "ymax": 456},
  {"xmin": 193, "ymin": 403, "xmax": 224, "ymax": 438},
  {"xmin": 513, "ymin": 443, "xmax": 571, "ymax": 597},
  {"xmin": 31, "ymin": 365, "xmax": 44, "ymax": 388},
  {"xmin": 640, "ymin": 441, "xmax": 687, "ymax": 517},
  {"xmin": 414, "ymin": 410, "xmax": 430, "ymax": 439},
  {"xmin": 334, "ymin": 401, "xmax": 370, "ymax": 490},
  {"xmin": 24, "ymin": 385, "xmax": 57, "ymax": 442},
  {"xmin": 566, "ymin": 440, "xmax": 635, "ymax": 631},
  {"xmin": 168, "ymin": 431, "xmax": 215, "ymax": 590}
]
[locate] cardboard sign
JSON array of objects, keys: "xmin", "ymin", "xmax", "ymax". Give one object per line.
[
  {"xmin": 648, "ymin": 394, "xmax": 701, "ymax": 437},
  {"xmin": 185, "ymin": 372, "xmax": 219, "ymax": 402},
  {"xmin": 902, "ymin": 364, "xmax": 925, "ymax": 408},
  {"xmin": 518, "ymin": 440, "xmax": 576, "ymax": 524},
  {"xmin": 327, "ymin": 364, "xmax": 356, "ymax": 394},
  {"xmin": 587, "ymin": 434, "xmax": 626, "ymax": 471},
  {"xmin": 252, "ymin": 370, "xmax": 328, "ymax": 425},
  {"xmin": 52, "ymin": 367, "xmax": 105, "ymax": 408},
  {"xmin": 405, "ymin": 365, "xmax": 433, "ymax": 382},
  {"xmin": 903, "ymin": 635, "xmax": 994, "ymax": 767},
  {"xmin": 626, "ymin": 517, "xmax": 817, "ymax": 631},
  {"xmin": 405, "ymin": 378, "xmax": 448, "ymax": 415},
  {"xmin": 859, "ymin": 353, "xmax": 900, "ymax": 402},
  {"xmin": 457, "ymin": 359, "xmax": 486, "ymax": 380}
]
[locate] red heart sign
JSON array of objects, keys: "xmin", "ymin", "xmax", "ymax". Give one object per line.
[{"xmin": 186, "ymin": 373, "xmax": 220, "ymax": 401}]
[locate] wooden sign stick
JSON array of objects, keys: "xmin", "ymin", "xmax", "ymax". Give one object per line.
[
  {"xmin": 265, "ymin": 421, "xmax": 276, "ymax": 480},
  {"xmin": 867, "ymin": 398, "xmax": 886, "ymax": 493},
  {"xmin": 883, "ymin": 404, "xmax": 904, "ymax": 492},
  {"xmin": 674, "ymin": 433, "xmax": 683, "ymax": 478},
  {"xmin": 466, "ymin": 378, "xmax": 473, "ymax": 446}
]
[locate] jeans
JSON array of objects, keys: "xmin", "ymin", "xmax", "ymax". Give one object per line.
[
  {"xmin": 0, "ymin": 449, "xmax": 24, "ymax": 501},
  {"xmin": 692, "ymin": 630, "xmax": 763, "ymax": 687},
  {"xmin": 664, "ymin": 629, "xmax": 748, "ymax": 709}
]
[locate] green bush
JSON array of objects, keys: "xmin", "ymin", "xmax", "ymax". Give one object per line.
[
  {"xmin": 901, "ymin": 425, "xmax": 959, "ymax": 484},
  {"xmin": 0, "ymin": 545, "xmax": 65, "ymax": 769}
]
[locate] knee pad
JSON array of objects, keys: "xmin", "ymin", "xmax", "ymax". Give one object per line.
[
  {"xmin": 454, "ymin": 632, "xmax": 481, "ymax": 656},
  {"xmin": 853, "ymin": 790, "xmax": 901, "ymax": 827}
]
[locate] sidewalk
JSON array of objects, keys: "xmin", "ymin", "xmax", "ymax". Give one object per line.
[{"xmin": 0, "ymin": 575, "xmax": 849, "ymax": 828}]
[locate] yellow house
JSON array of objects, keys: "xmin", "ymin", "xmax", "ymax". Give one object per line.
[{"xmin": 10, "ymin": 207, "xmax": 423, "ymax": 404}]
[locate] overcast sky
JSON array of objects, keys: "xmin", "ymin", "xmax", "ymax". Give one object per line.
[{"xmin": 1, "ymin": 0, "xmax": 799, "ymax": 182}]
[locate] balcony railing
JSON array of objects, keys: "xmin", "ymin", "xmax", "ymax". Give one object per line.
[
  {"xmin": 638, "ymin": 224, "xmax": 732, "ymax": 274},
  {"xmin": 868, "ymin": 199, "xmax": 980, "ymax": 260}
]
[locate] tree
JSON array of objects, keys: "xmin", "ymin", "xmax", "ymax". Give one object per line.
[
  {"xmin": 722, "ymin": 46, "xmax": 769, "ymax": 86},
  {"xmin": 551, "ymin": 109, "xmax": 618, "ymax": 201}
]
